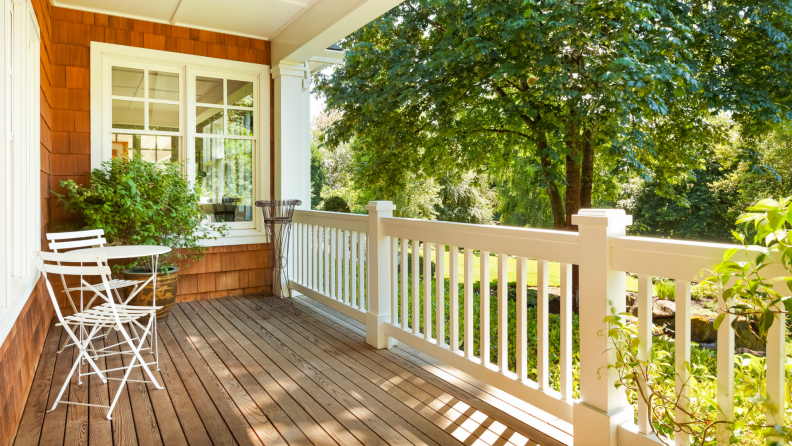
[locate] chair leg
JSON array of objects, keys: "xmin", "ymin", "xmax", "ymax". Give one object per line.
[
  {"xmin": 106, "ymin": 347, "xmax": 138, "ymax": 420},
  {"xmin": 119, "ymin": 316, "xmax": 162, "ymax": 390},
  {"xmin": 46, "ymin": 354, "xmax": 81, "ymax": 413}
]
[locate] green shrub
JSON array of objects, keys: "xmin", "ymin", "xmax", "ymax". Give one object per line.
[
  {"xmin": 691, "ymin": 281, "xmax": 718, "ymax": 300},
  {"xmin": 54, "ymin": 156, "xmax": 228, "ymax": 272},
  {"xmin": 321, "ymin": 196, "xmax": 351, "ymax": 213},
  {"xmin": 654, "ymin": 278, "xmax": 676, "ymax": 300}
]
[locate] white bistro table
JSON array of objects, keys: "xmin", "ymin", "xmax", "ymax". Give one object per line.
[{"xmin": 72, "ymin": 245, "xmax": 171, "ymax": 370}]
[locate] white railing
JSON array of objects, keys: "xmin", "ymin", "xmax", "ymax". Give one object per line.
[
  {"xmin": 289, "ymin": 202, "xmax": 788, "ymax": 446},
  {"xmin": 291, "ymin": 210, "xmax": 369, "ymax": 322}
]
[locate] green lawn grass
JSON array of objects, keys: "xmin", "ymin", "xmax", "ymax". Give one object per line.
[{"xmin": 419, "ymin": 247, "xmax": 640, "ymax": 292}]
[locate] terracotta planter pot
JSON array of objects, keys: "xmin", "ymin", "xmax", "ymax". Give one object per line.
[{"xmin": 122, "ymin": 267, "xmax": 179, "ymax": 321}]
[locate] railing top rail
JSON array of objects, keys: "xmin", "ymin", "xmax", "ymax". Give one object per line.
[
  {"xmin": 611, "ymin": 235, "xmax": 788, "ymax": 281},
  {"xmin": 293, "ymin": 209, "xmax": 369, "ymax": 233},
  {"xmin": 381, "ymin": 216, "xmax": 580, "ymax": 264}
]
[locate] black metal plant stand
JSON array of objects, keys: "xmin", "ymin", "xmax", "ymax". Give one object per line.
[{"xmin": 254, "ymin": 199, "xmax": 302, "ymax": 318}]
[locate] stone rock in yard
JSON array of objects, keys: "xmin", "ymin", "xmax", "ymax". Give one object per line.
[
  {"xmin": 734, "ymin": 319, "xmax": 766, "ymax": 352},
  {"xmin": 653, "ymin": 300, "xmax": 676, "ymax": 318},
  {"xmin": 690, "ymin": 313, "xmax": 717, "ymax": 343}
]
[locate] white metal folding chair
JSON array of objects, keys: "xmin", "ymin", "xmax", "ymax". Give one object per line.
[
  {"xmin": 38, "ymin": 251, "xmax": 163, "ymax": 419},
  {"xmin": 46, "ymin": 229, "xmax": 143, "ymax": 360}
]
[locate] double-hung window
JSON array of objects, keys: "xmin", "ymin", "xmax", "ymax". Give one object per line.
[
  {"xmin": 1, "ymin": 0, "xmax": 41, "ymax": 339},
  {"xmin": 91, "ymin": 43, "xmax": 270, "ymax": 244}
]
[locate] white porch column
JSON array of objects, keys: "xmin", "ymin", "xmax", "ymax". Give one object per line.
[
  {"xmin": 272, "ymin": 60, "xmax": 311, "ymax": 208},
  {"xmin": 364, "ymin": 201, "xmax": 397, "ymax": 349},
  {"xmin": 571, "ymin": 209, "xmax": 633, "ymax": 446}
]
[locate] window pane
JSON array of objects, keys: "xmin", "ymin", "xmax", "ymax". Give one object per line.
[
  {"xmin": 112, "ymin": 100, "xmax": 144, "ymax": 129},
  {"xmin": 227, "ymin": 80, "xmax": 253, "ymax": 107},
  {"xmin": 149, "ymin": 71, "xmax": 179, "ymax": 101},
  {"xmin": 196, "ymin": 76, "xmax": 224, "ymax": 105},
  {"xmin": 112, "ymin": 67, "xmax": 144, "ymax": 98},
  {"xmin": 196, "ymin": 107, "xmax": 223, "ymax": 134},
  {"xmin": 195, "ymin": 138, "xmax": 253, "ymax": 223},
  {"xmin": 227, "ymin": 110, "xmax": 253, "ymax": 136},
  {"xmin": 149, "ymin": 102, "xmax": 179, "ymax": 132},
  {"xmin": 112, "ymin": 133, "xmax": 179, "ymax": 164}
]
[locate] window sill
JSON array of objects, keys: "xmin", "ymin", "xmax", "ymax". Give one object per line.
[
  {"xmin": 198, "ymin": 227, "xmax": 269, "ymax": 247},
  {"xmin": 0, "ymin": 272, "xmax": 41, "ymax": 350}
]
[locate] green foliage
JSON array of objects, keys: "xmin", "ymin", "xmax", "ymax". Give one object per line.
[
  {"xmin": 310, "ymin": 141, "xmax": 326, "ymax": 210},
  {"xmin": 315, "ymin": 0, "xmax": 792, "ymax": 229},
  {"xmin": 655, "ymin": 279, "xmax": 676, "ymax": 301},
  {"xmin": 604, "ymin": 308, "xmax": 786, "ymax": 445},
  {"xmin": 435, "ymin": 172, "xmax": 497, "ymax": 224},
  {"xmin": 606, "ymin": 196, "xmax": 792, "ymax": 444},
  {"xmin": 320, "ymin": 196, "xmax": 351, "ymax": 213},
  {"xmin": 54, "ymin": 156, "xmax": 228, "ymax": 272},
  {"xmin": 692, "ymin": 282, "xmax": 718, "ymax": 301},
  {"xmin": 620, "ymin": 159, "xmax": 741, "ymax": 243}
]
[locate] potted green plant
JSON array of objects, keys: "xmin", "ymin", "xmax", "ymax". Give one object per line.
[{"xmin": 55, "ymin": 156, "xmax": 228, "ymax": 320}]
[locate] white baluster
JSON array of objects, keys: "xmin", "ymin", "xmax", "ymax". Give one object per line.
[
  {"xmin": 537, "ymin": 259, "xmax": 549, "ymax": 391},
  {"xmin": 449, "ymin": 246, "xmax": 459, "ymax": 352},
  {"xmin": 436, "ymin": 244, "xmax": 445, "ymax": 346},
  {"xmin": 480, "ymin": 251, "xmax": 490, "ymax": 366},
  {"xmin": 351, "ymin": 232, "xmax": 358, "ymax": 307},
  {"xmin": 343, "ymin": 230, "xmax": 350, "ymax": 305},
  {"xmin": 675, "ymin": 280, "xmax": 691, "ymax": 446},
  {"xmin": 423, "ymin": 241, "xmax": 431, "ymax": 341},
  {"xmin": 325, "ymin": 227, "xmax": 331, "ymax": 297},
  {"xmin": 337, "ymin": 228, "xmax": 343, "ymax": 301},
  {"xmin": 330, "ymin": 228, "xmax": 336, "ymax": 299},
  {"xmin": 312, "ymin": 225, "xmax": 318, "ymax": 291},
  {"xmin": 636, "ymin": 274, "xmax": 652, "ymax": 434},
  {"xmin": 412, "ymin": 239, "xmax": 420, "ymax": 336},
  {"xmin": 559, "ymin": 263, "xmax": 572, "ymax": 401},
  {"xmin": 517, "ymin": 256, "xmax": 527, "ymax": 382},
  {"xmin": 391, "ymin": 237, "xmax": 399, "ymax": 325},
  {"xmin": 767, "ymin": 297, "xmax": 786, "ymax": 431},
  {"xmin": 716, "ymin": 286, "xmax": 734, "ymax": 444},
  {"xmin": 498, "ymin": 253, "xmax": 508, "ymax": 372},
  {"xmin": 464, "ymin": 248, "xmax": 474, "ymax": 358},
  {"xmin": 358, "ymin": 233, "xmax": 366, "ymax": 311},
  {"xmin": 401, "ymin": 238, "xmax": 408, "ymax": 329}
]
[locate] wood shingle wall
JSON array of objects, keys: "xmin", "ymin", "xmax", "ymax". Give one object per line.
[{"xmin": 1, "ymin": 3, "xmax": 275, "ymax": 444}]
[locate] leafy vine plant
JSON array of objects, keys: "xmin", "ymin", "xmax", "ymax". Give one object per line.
[{"xmin": 604, "ymin": 197, "xmax": 792, "ymax": 445}]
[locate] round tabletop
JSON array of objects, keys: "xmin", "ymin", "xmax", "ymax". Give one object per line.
[{"xmin": 72, "ymin": 245, "xmax": 171, "ymax": 260}]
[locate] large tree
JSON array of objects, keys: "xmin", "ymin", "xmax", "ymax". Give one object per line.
[{"xmin": 315, "ymin": 0, "xmax": 792, "ymax": 232}]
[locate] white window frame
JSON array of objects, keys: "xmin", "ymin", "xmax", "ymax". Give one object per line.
[
  {"xmin": 0, "ymin": 0, "xmax": 41, "ymax": 347},
  {"xmin": 90, "ymin": 42, "xmax": 271, "ymax": 246}
]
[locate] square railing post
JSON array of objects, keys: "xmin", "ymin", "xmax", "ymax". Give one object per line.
[
  {"xmin": 364, "ymin": 201, "xmax": 397, "ymax": 349},
  {"xmin": 571, "ymin": 209, "xmax": 633, "ymax": 446}
]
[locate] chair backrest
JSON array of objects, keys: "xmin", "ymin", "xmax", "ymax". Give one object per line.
[
  {"xmin": 46, "ymin": 229, "xmax": 107, "ymax": 252},
  {"xmin": 37, "ymin": 251, "xmax": 113, "ymax": 323}
]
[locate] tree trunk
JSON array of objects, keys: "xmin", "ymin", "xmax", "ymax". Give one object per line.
[
  {"xmin": 565, "ymin": 135, "xmax": 583, "ymax": 314},
  {"xmin": 537, "ymin": 139, "xmax": 566, "ymax": 230},
  {"xmin": 564, "ymin": 143, "xmax": 582, "ymax": 231},
  {"xmin": 581, "ymin": 130, "xmax": 594, "ymax": 209}
]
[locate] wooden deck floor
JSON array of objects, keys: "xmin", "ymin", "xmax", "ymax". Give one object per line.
[{"xmin": 12, "ymin": 295, "xmax": 572, "ymax": 446}]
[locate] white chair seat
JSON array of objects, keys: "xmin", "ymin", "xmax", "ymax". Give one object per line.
[
  {"xmin": 66, "ymin": 278, "xmax": 143, "ymax": 293},
  {"xmin": 59, "ymin": 302, "xmax": 162, "ymax": 326}
]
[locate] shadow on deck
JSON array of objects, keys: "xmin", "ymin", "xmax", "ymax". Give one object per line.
[{"xmin": 12, "ymin": 295, "xmax": 572, "ymax": 446}]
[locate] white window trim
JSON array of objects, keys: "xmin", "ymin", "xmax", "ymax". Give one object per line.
[
  {"xmin": 90, "ymin": 42, "xmax": 271, "ymax": 246},
  {"xmin": 0, "ymin": 0, "xmax": 41, "ymax": 348}
]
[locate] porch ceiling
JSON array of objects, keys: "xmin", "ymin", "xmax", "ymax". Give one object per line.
[
  {"xmin": 51, "ymin": 0, "xmax": 313, "ymax": 40},
  {"xmin": 50, "ymin": 0, "xmax": 404, "ymax": 63}
]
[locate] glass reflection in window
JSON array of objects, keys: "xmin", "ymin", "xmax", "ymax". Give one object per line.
[{"xmin": 195, "ymin": 138, "xmax": 253, "ymax": 223}]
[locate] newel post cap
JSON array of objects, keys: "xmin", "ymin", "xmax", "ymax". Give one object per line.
[
  {"xmin": 571, "ymin": 209, "xmax": 633, "ymax": 227},
  {"xmin": 365, "ymin": 201, "xmax": 396, "ymax": 212}
]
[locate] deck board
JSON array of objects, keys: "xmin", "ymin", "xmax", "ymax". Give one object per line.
[{"xmin": 13, "ymin": 295, "xmax": 569, "ymax": 446}]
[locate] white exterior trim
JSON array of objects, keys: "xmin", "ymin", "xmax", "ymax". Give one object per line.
[
  {"xmin": 0, "ymin": 0, "xmax": 41, "ymax": 349},
  {"xmin": 90, "ymin": 42, "xmax": 271, "ymax": 246}
]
